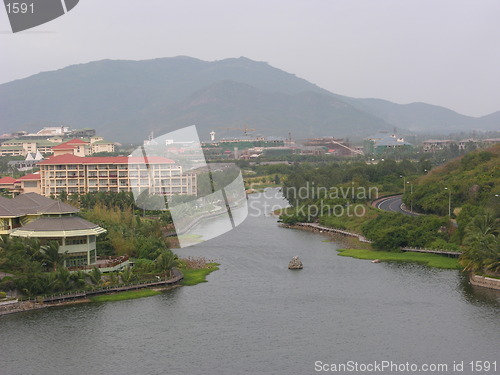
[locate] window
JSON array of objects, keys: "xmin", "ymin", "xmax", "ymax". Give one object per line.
[{"xmin": 66, "ymin": 236, "xmax": 87, "ymax": 245}]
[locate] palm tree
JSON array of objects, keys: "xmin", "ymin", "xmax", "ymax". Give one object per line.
[
  {"xmin": 107, "ymin": 272, "xmax": 119, "ymax": 285},
  {"xmin": 461, "ymin": 214, "xmax": 500, "ymax": 274},
  {"xmin": 42, "ymin": 241, "xmax": 67, "ymax": 272},
  {"xmin": 88, "ymin": 267, "xmax": 102, "ymax": 285},
  {"xmin": 119, "ymin": 267, "xmax": 135, "ymax": 283},
  {"xmin": 70, "ymin": 270, "xmax": 87, "ymax": 289},
  {"xmin": 155, "ymin": 250, "xmax": 179, "ymax": 279},
  {"xmin": 55, "ymin": 267, "xmax": 72, "ymax": 292}
]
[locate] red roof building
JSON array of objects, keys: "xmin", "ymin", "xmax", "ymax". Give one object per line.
[
  {"xmin": 15, "ymin": 173, "xmax": 41, "ymax": 194},
  {"xmin": 37, "ymin": 155, "xmax": 196, "ymax": 197}
]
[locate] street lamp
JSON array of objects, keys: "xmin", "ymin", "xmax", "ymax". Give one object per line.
[
  {"xmin": 400, "ymin": 175, "xmax": 406, "ymax": 193},
  {"xmin": 407, "ymin": 181, "xmax": 413, "ymax": 212},
  {"xmin": 444, "ymin": 187, "xmax": 451, "ymax": 217}
]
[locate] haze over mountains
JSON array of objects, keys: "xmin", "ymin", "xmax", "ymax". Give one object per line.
[{"xmin": 0, "ymin": 56, "xmax": 498, "ymax": 143}]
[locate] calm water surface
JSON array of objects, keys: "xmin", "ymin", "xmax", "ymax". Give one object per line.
[{"xmin": 1, "ymin": 189, "xmax": 499, "ymax": 375}]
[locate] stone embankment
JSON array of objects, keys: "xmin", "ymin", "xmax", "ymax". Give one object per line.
[{"xmin": 469, "ymin": 274, "xmax": 500, "ymax": 291}]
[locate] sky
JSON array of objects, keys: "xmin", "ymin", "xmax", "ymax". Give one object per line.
[{"xmin": 1, "ymin": 0, "xmax": 499, "ymax": 117}]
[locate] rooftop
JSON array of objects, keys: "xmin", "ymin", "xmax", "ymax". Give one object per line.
[
  {"xmin": 12, "ymin": 216, "xmax": 99, "ymax": 232},
  {"xmin": 11, "ymin": 193, "xmax": 79, "ymax": 215},
  {"xmin": 0, "ymin": 196, "xmax": 24, "ymax": 217},
  {"xmin": 16, "ymin": 173, "xmax": 41, "ymax": 181},
  {"xmin": 51, "ymin": 144, "xmax": 76, "ymax": 150},
  {"xmin": 38, "ymin": 154, "xmax": 175, "ymax": 165},
  {"xmin": 0, "ymin": 176, "xmax": 17, "ymax": 184}
]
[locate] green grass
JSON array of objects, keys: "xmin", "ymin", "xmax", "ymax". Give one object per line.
[
  {"xmin": 337, "ymin": 248, "xmax": 461, "ymax": 270},
  {"xmin": 180, "ymin": 263, "xmax": 220, "ymax": 286},
  {"xmin": 89, "ymin": 288, "xmax": 161, "ymax": 302}
]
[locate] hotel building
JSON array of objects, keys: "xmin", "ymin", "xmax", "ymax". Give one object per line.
[
  {"xmin": 37, "ymin": 154, "xmax": 197, "ymax": 197},
  {"xmin": 1, "ymin": 193, "xmax": 106, "ymax": 268}
]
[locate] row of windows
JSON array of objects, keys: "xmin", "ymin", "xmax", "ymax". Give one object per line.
[{"xmin": 66, "ymin": 236, "xmax": 88, "ymax": 245}]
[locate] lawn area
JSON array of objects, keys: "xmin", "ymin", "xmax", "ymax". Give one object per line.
[
  {"xmin": 90, "ymin": 289, "xmax": 161, "ymax": 302},
  {"xmin": 180, "ymin": 263, "xmax": 220, "ymax": 286},
  {"xmin": 337, "ymin": 248, "xmax": 461, "ymax": 270}
]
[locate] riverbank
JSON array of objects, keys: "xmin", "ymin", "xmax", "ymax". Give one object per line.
[
  {"xmin": 1, "ymin": 264, "xmax": 219, "ymax": 317},
  {"xmin": 469, "ymin": 273, "xmax": 500, "ymax": 291},
  {"xmin": 337, "ymin": 249, "xmax": 460, "ymax": 270},
  {"xmin": 180, "ymin": 263, "xmax": 220, "ymax": 286},
  {"xmin": 284, "ymin": 223, "xmax": 461, "ymax": 270}
]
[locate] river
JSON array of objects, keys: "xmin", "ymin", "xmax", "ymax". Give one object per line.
[{"xmin": 0, "ymin": 189, "xmax": 499, "ymax": 375}]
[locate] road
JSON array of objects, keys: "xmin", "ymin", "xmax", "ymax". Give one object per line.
[{"xmin": 375, "ymin": 195, "xmax": 419, "ymax": 216}]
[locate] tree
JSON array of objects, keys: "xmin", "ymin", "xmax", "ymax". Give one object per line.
[
  {"xmin": 42, "ymin": 241, "xmax": 67, "ymax": 272},
  {"xmin": 58, "ymin": 190, "xmax": 68, "ymax": 202},
  {"xmin": 119, "ymin": 267, "xmax": 136, "ymax": 283},
  {"xmin": 461, "ymin": 214, "xmax": 500, "ymax": 275},
  {"xmin": 70, "ymin": 270, "xmax": 87, "ymax": 289},
  {"xmin": 155, "ymin": 250, "xmax": 179, "ymax": 279},
  {"xmin": 88, "ymin": 267, "xmax": 102, "ymax": 285},
  {"xmin": 55, "ymin": 267, "xmax": 72, "ymax": 291}
]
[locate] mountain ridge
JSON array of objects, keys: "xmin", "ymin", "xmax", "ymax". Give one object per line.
[{"xmin": 0, "ymin": 56, "xmax": 498, "ymax": 142}]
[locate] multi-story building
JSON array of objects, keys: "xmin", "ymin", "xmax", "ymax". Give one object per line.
[
  {"xmin": 37, "ymin": 154, "xmax": 197, "ymax": 197},
  {"xmin": 1, "ymin": 193, "xmax": 107, "ymax": 268},
  {"xmin": 422, "ymin": 139, "xmax": 456, "ymax": 152},
  {"xmin": 0, "ymin": 139, "xmax": 59, "ymax": 156},
  {"xmin": 51, "ymin": 138, "xmax": 115, "ymax": 157},
  {"xmin": 0, "ymin": 136, "xmax": 114, "ymax": 157},
  {"xmin": 15, "ymin": 173, "xmax": 41, "ymax": 194},
  {"xmin": 364, "ymin": 132, "xmax": 413, "ymax": 155}
]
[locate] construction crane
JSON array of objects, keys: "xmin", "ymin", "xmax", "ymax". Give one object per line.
[{"xmin": 217, "ymin": 125, "xmax": 256, "ymax": 136}]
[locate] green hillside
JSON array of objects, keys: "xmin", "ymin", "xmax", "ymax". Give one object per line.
[{"xmin": 405, "ymin": 144, "xmax": 500, "ymax": 217}]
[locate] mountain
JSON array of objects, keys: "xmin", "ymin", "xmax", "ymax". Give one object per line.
[{"xmin": 0, "ymin": 56, "xmax": 498, "ymax": 142}]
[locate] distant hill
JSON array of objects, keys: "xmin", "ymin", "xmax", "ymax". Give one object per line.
[{"xmin": 0, "ymin": 56, "xmax": 498, "ymax": 142}]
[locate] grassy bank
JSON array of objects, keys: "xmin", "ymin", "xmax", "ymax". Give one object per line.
[
  {"xmin": 88, "ymin": 263, "xmax": 220, "ymax": 302},
  {"xmin": 90, "ymin": 289, "xmax": 161, "ymax": 302},
  {"xmin": 337, "ymin": 248, "xmax": 461, "ymax": 270},
  {"xmin": 180, "ymin": 263, "xmax": 220, "ymax": 286}
]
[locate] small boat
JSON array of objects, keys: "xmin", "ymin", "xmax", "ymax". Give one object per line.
[{"xmin": 371, "ymin": 259, "xmax": 381, "ymax": 263}]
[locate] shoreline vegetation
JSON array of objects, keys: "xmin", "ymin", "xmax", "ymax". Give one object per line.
[
  {"xmin": 285, "ymin": 222, "xmax": 460, "ymax": 270},
  {"xmin": 337, "ymin": 249, "xmax": 460, "ymax": 270},
  {"xmin": 180, "ymin": 263, "xmax": 220, "ymax": 286},
  {"xmin": 0, "ymin": 261, "xmax": 221, "ymax": 316},
  {"xmin": 71, "ymin": 261, "xmax": 221, "ymax": 302}
]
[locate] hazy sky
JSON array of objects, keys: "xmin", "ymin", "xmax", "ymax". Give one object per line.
[{"xmin": 1, "ymin": 0, "xmax": 499, "ymax": 117}]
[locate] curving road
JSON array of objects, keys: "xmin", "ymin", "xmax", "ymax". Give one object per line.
[{"xmin": 375, "ymin": 195, "xmax": 419, "ymax": 216}]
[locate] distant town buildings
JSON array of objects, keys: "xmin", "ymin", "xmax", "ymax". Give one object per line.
[
  {"xmin": 422, "ymin": 138, "xmax": 500, "ymax": 152},
  {"xmin": 0, "ymin": 126, "xmax": 113, "ymax": 158},
  {"xmin": 302, "ymin": 137, "xmax": 362, "ymax": 156},
  {"xmin": 364, "ymin": 131, "xmax": 413, "ymax": 154}
]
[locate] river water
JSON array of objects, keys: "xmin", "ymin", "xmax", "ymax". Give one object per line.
[{"xmin": 1, "ymin": 189, "xmax": 499, "ymax": 375}]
